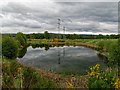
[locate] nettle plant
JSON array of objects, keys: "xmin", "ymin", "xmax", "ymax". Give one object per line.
[{"xmin": 88, "ymin": 64, "xmax": 120, "ymax": 89}]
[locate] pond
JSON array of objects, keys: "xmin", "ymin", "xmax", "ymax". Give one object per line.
[{"xmin": 18, "ymin": 45, "xmax": 107, "ymax": 75}]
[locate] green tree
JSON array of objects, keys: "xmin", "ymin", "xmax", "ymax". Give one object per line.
[
  {"xmin": 2, "ymin": 36, "xmax": 18, "ymax": 59},
  {"xmin": 16, "ymin": 32, "xmax": 27, "ymax": 47},
  {"xmin": 44, "ymin": 31, "xmax": 50, "ymax": 39}
]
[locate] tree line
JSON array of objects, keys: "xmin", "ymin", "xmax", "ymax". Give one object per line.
[
  {"xmin": 25, "ymin": 31, "xmax": 119, "ymax": 39},
  {"xmin": 2, "ymin": 31, "xmax": 119, "ymax": 39}
]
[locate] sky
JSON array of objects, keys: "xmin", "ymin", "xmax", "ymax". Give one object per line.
[{"xmin": 0, "ymin": 0, "xmax": 119, "ymax": 35}]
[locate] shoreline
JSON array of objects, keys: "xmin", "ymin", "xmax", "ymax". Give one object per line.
[{"xmin": 29, "ymin": 41, "xmax": 109, "ymax": 61}]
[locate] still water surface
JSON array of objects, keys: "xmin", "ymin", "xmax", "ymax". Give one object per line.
[{"xmin": 19, "ymin": 46, "xmax": 106, "ymax": 75}]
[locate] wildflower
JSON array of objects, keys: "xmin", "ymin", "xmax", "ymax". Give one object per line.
[
  {"xmin": 66, "ymin": 81, "xmax": 74, "ymax": 88},
  {"xmin": 96, "ymin": 64, "xmax": 100, "ymax": 67},
  {"xmin": 89, "ymin": 71, "xmax": 96, "ymax": 76},
  {"xmin": 90, "ymin": 67, "xmax": 93, "ymax": 71},
  {"xmin": 17, "ymin": 67, "xmax": 22, "ymax": 73},
  {"xmin": 114, "ymin": 78, "xmax": 120, "ymax": 89},
  {"xmin": 94, "ymin": 64, "xmax": 100, "ymax": 70}
]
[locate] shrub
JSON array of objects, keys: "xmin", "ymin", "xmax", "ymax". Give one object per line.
[
  {"xmin": 2, "ymin": 36, "xmax": 18, "ymax": 59},
  {"xmin": 16, "ymin": 32, "xmax": 27, "ymax": 47},
  {"xmin": 18, "ymin": 47, "xmax": 27, "ymax": 58},
  {"xmin": 2, "ymin": 59, "xmax": 56, "ymax": 88},
  {"xmin": 88, "ymin": 64, "xmax": 119, "ymax": 89}
]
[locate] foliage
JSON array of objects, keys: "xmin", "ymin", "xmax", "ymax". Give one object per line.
[
  {"xmin": 25, "ymin": 32, "xmax": 119, "ymax": 40},
  {"xmin": 88, "ymin": 64, "xmax": 120, "ymax": 89},
  {"xmin": 108, "ymin": 40, "xmax": 119, "ymax": 67},
  {"xmin": 118, "ymin": 38, "xmax": 120, "ymax": 67},
  {"xmin": 97, "ymin": 40, "xmax": 105, "ymax": 52},
  {"xmin": 2, "ymin": 36, "xmax": 18, "ymax": 59},
  {"xmin": 16, "ymin": 32, "xmax": 27, "ymax": 47},
  {"xmin": 44, "ymin": 31, "xmax": 50, "ymax": 39},
  {"xmin": 2, "ymin": 58, "xmax": 56, "ymax": 88},
  {"xmin": 95, "ymin": 39, "xmax": 119, "ymax": 67},
  {"xmin": 18, "ymin": 47, "xmax": 27, "ymax": 58}
]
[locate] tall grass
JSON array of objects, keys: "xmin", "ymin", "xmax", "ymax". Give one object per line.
[{"xmin": 2, "ymin": 58, "xmax": 56, "ymax": 88}]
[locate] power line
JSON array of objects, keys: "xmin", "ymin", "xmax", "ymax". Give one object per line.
[
  {"xmin": 63, "ymin": 26, "xmax": 65, "ymax": 34},
  {"xmin": 57, "ymin": 18, "xmax": 61, "ymax": 64},
  {"xmin": 58, "ymin": 18, "xmax": 61, "ymax": 39},
  {"xmin": 63, "ymin": 26, "xmax": 66, "ymax": 39}
]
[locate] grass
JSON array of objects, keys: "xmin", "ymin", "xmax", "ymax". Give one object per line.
[
  {"xmin": 28, "ymin": 38, "xmax": 117, "ymax": 45},
  {"xmin": 2, "ymin": 58, "xmax": 57, "ymax": 88}
]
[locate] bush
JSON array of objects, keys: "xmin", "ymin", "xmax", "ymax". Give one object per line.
[
  {"xmin": 2, "ymin": 36, "xmax": 18, "ymax": 59},
  {"xmin": 16, "ymin": 32, "xmax": 27, "ymax": 47},
  {"xmin": 2, "ymin": 59, "xmax": 56, "ymax": 88},
  {"xmin": 18, "ymin": 47, "xmax": 27, "ymax": 58},
  {"xmin": 88, "ymin": 64, "xmax": 119, "ymax": 89}
]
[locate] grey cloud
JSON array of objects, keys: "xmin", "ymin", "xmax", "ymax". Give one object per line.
[
  {"xmin": 2, "ymin": 2, "xmax": 31, "ymax": 15},
  {"xmin": 56, "ymin": 2, "xmax": 117, "ymax": 22},
  {"xmin": 1, "ymin": 2, "xmax": 118, "ymax": 34}
]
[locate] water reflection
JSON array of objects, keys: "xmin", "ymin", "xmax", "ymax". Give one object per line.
[
  {"xmin": 19, "ymin": 44, "xmax": 107, "ymax": 75},
  {"xmin": 31, "ymin": 43, "xmax": 65, "ymax": 51},
  {"xmin": 58, "ymin": 49, "xmax": 61, "ymax": 64},
  {"xmin": 58, "ymin": 47, "xmax": 66, "ymax": 64},
  {"xmin": 31, "ymin": 44, "xmax": 51, "ymax": 49},
  {"xmin": 63, "ymin": 47, "xmax": 65, "ymax": 57}
]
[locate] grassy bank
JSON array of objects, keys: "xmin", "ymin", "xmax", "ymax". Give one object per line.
[
  {"xmin": 2, "ymin": 58, "xmax": 88, "ymax": 88},
  {"xmin": 28, "ymin": 39, "xmax": 117, "ymax": 49},
  {"xmin": 28, "ymin": 39, "xmax": 118, "ymax": 57},
  {"xmin": 2, "ymin": 58, "xmax": 57, "ymax": 88}
]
